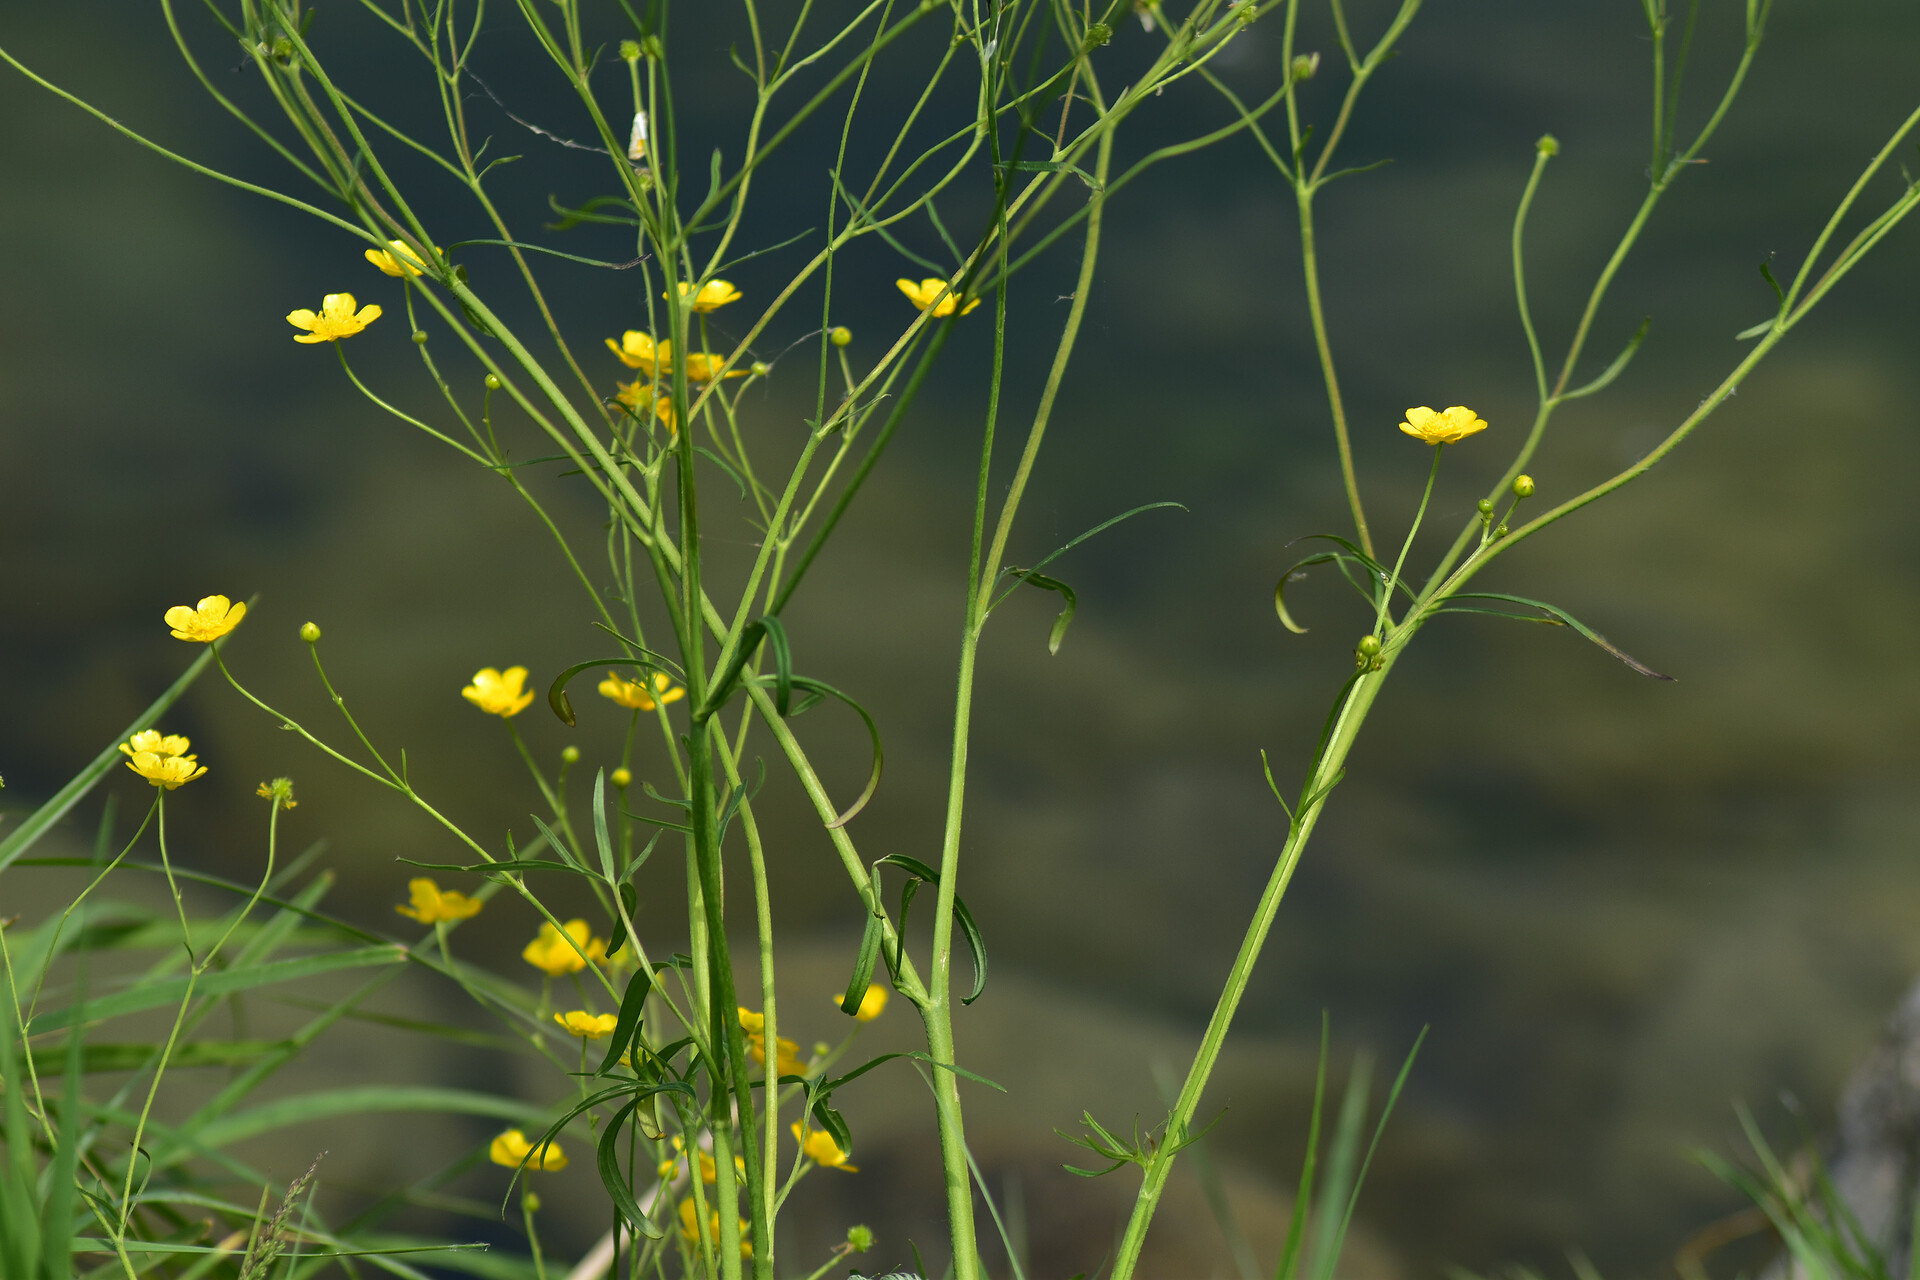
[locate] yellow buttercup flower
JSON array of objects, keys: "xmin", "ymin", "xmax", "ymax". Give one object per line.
[
  {"xmin": 462, "ymin": 666, "xmax": 534, "ymax": 717},
  {"xmin": 126, "ymin": 751, "xmax": 207, "ymax": 790},
  {"xmin": 669, "ymin": 279, "xmax": 742, "ymax": 312},
  {"xmin": 614, "ymin": 380, "xmax": 677, "ymax": 432},
  {"xmin": 656, "ymin": 1136, "xmax": 735, "ymax": 1184},
  {"xmin": 286, "ymin": 292, "xmax": 383, "ymax": 343},
  {"xmin": 896, "ymin": 277, "xmax": 980, "ymax": 317},
  {"xmin": 1398, "ymin": 405, "xmax": 1488, "ymax": 445},
  {"xmin": 678, "ymin": 1198, "xmax": 752, "ymax": 1257},
  {"xmin": 792, "ymin": 1121, "xmax": 858, "ymax": 1172},
  {"xmin": 122, "ymin": 730, "xmax": 193, "ymax": 760},
  {"xmin": 364, "ymin": 239, "xmax": 438, "ymax": 278},
  {"xmin": 396, "ymin": 877, "xmax": 482, "ymax": 923},
  {"xmin": 606, "ymin": 330, "xmax": 659, "ymax": 375},
  {"xmin": 554, "ymin": 1010, "xmax": 619, "ymax": 1039},
  {"xmin": 837, "ymin": 983, "xmax": 889, "ymax": 1022},
  {"xmin": 523, "ymin": 919, "xmax": 607, "ymax": 976},
  {"xmin": 599, "ymin": 671, "xmax": 686, "ymax": 711},
  {"xmin": 489, "ymin": 1129, "xmax": 567, "ymax": 1172},
  {"xmin": 164, "ymin": 595, "xmax": 246, "ymax": 642},
  {"xmin": 680, "ymin": 350, "xmax": 746, "ymax": 382},
  {"xmin": 750, "ymin": 1032, "xmax": 803, "ymax": 1077}
]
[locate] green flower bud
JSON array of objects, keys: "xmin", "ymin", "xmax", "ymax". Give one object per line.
[
  {"xmin": 1082, "ymin": 21, "xmax": 1112, "ymax": 50},
  {"xmin": 522, "ymin": 1191, "xmax": 542, "ymax": 1213},
  {"xmin": 1495, "ymin": 524, "xmax": 1509, "ymax": 538},
  {"xmin": 1476, "ymin": 498, "xmax": 1494, "ymax": 516},
  {"xmin": 560, "ymin": 745, "xmax": 581, "ymax": 765},
  {"xmin": 411, "ymin": 329, "xmax": 429, "ymax": 345},
  {"xmin": 1512, "ymin": 474, "xmax": 1535, "ymax": 498},
  {"xmin": 611, "ymin": 767, "xmax": 633, "ymax": 789},
  {"xmin": 271, "ymin": 36, "xmax": 293, "ymax": 61},
  {"xmin": 846, "ymin": 1225, "xmax": 876, "ymax": 1253},
  {"xmin": 484, "ymin": 373, "xmax": 502, "ymax": 390},
  {"xmin": 299, "ymin": 621, "xmax": 322, "ymax": 644},
  {"xmin": 829, "ymin": 326, "xmax": 852, "ymax": 348},
  {"xmin": 750, "ymin": 360, "xmax": 771, "ymax": 377},
  {"xmin": 1355, "ymin": 635, "xmax": 1382, "ymax": 658},
  {"xmin": 1536, "ymin": 134, "xmax": 1560, "ymax": 158},
  {"xmin": 618, "ymin": 39, "xmax": 642, "ymax": 62},
  {"xmin": 1290, "ymin": 52, "xmax": 1320, "ymax": 82}
]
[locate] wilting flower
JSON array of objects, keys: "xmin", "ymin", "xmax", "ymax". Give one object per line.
[
  {"xmin": 1398, "ymin": 405, "xmax": 1488, "ymax": 445},
  {"xmin": 896, "ymin": 277, "xmax": 980, "ymax": 317},
  {"xmin": 122, "ymin": 730, "xmax": 193, "ymax": 760},
  {"xmin": 165, "ymin": 595, "xmax": 246, "ymax": 642},
  {"xmin": 286, "ymin": 293, "xmax": 382, "ymax": 343},
  {"xmin": 396, "ymin": 877, "xmax": 481, "ymax": 923},
  {"xmin": 792, "ymin": 1120, "xmax": 858, "ymax": 1172},
  {"xmin": 554, "ymin": 1010, "xmax": 619, "ymax": 1039},
  {"xmin": 837, "ymin": 983, "xmax": 889, "ymax": 1022},
  {"xmin": 523, "ymin": 919, "xmax": 607, "ymax": 976},
  {"xmin": 462, "ymin": 666, "xmax": 534, "ymax": 717},
  {"xmin": 126, "ymin": 751, "xmax": 207, "ymax": 790},
  {"xmin": 599, "ymin": 671, "xmax": 685, "ymax": 711},
  {"xmin": 489, "ymin": 1129, "xmax": 567, "ymax": 1172},
  {"xmin": 669, "ymin": 279, "xmax": 742, "ymax": 312},
  {"xmin": 256, "ymin": 777, "xmax": 298, "ymax": 810},
  {"xmin": 364, "ymin": 239, "xmax": 438, "ymax": 278},
  {"xmin": 678, "ymin": 1199, "xmax": 752, "ymax": 1256}
]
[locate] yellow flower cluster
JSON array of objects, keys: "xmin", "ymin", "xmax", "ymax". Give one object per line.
[
  {"xmin": 165, "ymin": 595, "xmax": 246, "ymax": 643},
  {"xmin": 737, "ymin": 1006, "xmax": 803, "ymax": 1076},
  {"xmin": 396, "ymin": 877, "xmax": 482, "ymax": 924},
  {"xmin": 523, "ymin": 919, "xmax": 608, "ymax": 976},
  {"xmin": 489, "ymin": 1129, "xmax": 567, "ymax": 1172},
  {"xmin": 791, "ymin": 1120, "xmax": 858, "ymax": 1172},
  {"xmin": 121, "ymin": 730, "xmax": 207, "ymax": 790},
  {"xmin": 602, "ymin": 283, "xmax": 745, "ymax": 429},
  {"xmin": 286, "ymin": 293, "xmax": 382, "ymax": 343},
  {"xmin": 1398, "ymin": 405, "xmax": 1488, "ymax": 445},
  {"xmin": 462, "ymin": 666, "xmax": 533, "ymax": 717},
  {"xmin": 599, "ymin": 670, "xmax": 685, "ymax": 711}
]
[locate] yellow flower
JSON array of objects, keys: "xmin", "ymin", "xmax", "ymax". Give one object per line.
[
  {"xmin": 125, "ymin": 751, "xmax": 207, "ymax": 790},
  {"xmin": 255, "ymin": 777, "xmax": 298, "ymax": 810},
  {"xmin": 837, "ymin": 983, "xmax": 889, "ymax": 1022},
  {"xmin": 656, "ymin": 1136, "xmax": 734, "ymax": 1184},
  {"xmin": 286, "ymin": 292, "xmax": 383, "ymax": 343},
  {"xmin": 599, "ymin": 671, "xmax": 686, "ymax": 711},
  {"xmin": 678, "ymin": 1198, "xmax": 752, "ymax": 1257},
  {"xmin": 122, "ymin": 730, "xmax": 193, "ymax": 760},
  {"xmin": 896, "ymin": 277, "xmax": 980, "ymax": 317},
  {"xmin": 680, "ymin": 350, "xmax": 745, "ymax": 382},
  {"xmin": 554, "ymin": 1010, "xmax": 620, "ymax": 1039},
  {"xmin": 164, "ymin": 595, "xmax": 246, "ymax": 643},
  {"xmin": 669, "ymin": 279, "xmax": 742, "ymax": 312},
  {"xmin": 1398, "ymin": 405, "xmax": 1488, "ymax": 445},
  {"xmin": 489, "ymin": 1129, "xmax": 567, "ymax": 1172},
  {"xmin": 364, "ymin": 239, "xmax": 438, "ymax": 278},
  {"xmin": 396, "ymin": 877, "xmax": 482, "ymax": 923},
  {"xmin": 462, "ymin": 666, "xmax": 534, "ymax": 717},
  {"xmin": 736, "ymin": 1006, "xmax": 766, "ymax": 1033},
  {"xmin": 523, "ymin": 919, "xmax": 607, "ymax": 976},
  {"xmin": 605, "ymin": 330, "xmax": 660, "ymax": 375},
  {"xmin": 614, "ymin": 380, "xmax": 677, "ymax": 432},
  {"xmin": 792, "ymin": 1121, "xmax": 858, "ymax": 1172},
  {"xmin": 750, "ymin": 1033, "xmax": 803, "ymax": 1077}
]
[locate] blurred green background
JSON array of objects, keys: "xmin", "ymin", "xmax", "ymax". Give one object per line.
[{"xmin": 5, "ymin": 0, "xmax": 1920, "ymax": 1276}]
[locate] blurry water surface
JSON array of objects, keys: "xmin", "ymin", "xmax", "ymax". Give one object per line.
[{"xmin": 4, "ymin": 1, "xmax": 1920, "ymax": 1276}]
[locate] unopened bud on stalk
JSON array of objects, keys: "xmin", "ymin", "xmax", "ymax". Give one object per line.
[
  {"xmin": 484, "ymin": 373, "xmax": 502, "ymax": 390},
  {"xmin": 522, "ymin": 1191, "xmax": 541, "ymax": 1213},
  {"xmin": 1536, "ymin": 134, "xmax": 1560, "ymax": 158},
  {"xmin": 1291, "ymin": 52, "xmax": 1320, "ymax": 82},
  {"xmin": 271, "ymin": 37, "xmax": 293, "ymax": 61},
  {"xmin": 411, "ymin": 329, "xmax": 429, "ymax": 345},
  {"xmin": 751, "ymin": 360, "xmax": 771, "ymax": 376},
  {"xmin": 611, "ymin": 767, "xmax": 633, "ymax": 789},
  {"xmin": 846, "ymin": 1226, "xmax": 876, "ymax": 1253},
  {"xmin": 830, "ymin": 326, "xmax": 852, "ymax": 348},
  {"xmin": 1476, "ymin": 498, "xmax": 1494, "ymax": 516},
  {"xmin": 1495, "ymin": 524, "xmax": 1509, "ymax": 538},
  {"xmin": 619, "ymin": 39, "xmax": 642, "ymax": 62},
  {"xmin": 1512, "ymin": 474, "xmax": 1535, "ymax": 498},
  {"xmin": 561, "ymin": 745, "xmax": 580, "ymax": 765},
  {"xmin": 1355, "ymin": 634, "xmax": 1382, "ymax": 660},
  {"xmin": 299, "ymin": 621, "xmax": 322, "ymax": 644},
  {"xmin": 1082, "ymin": 21, "xmax": 1112, "ymax": 50}
]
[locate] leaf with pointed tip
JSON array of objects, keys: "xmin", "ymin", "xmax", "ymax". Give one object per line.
[
  {"xmin": 1433, "ymin": 592, "xmax": 1675, "ymax": 680},
  {"xmin": 1560, "ymin": 316, "xmax": 1651, "ymax": 401}
]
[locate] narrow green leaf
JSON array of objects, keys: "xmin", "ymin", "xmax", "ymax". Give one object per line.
[
  {"xmin": 1003, "ymin": 569, "xmax": 1077, "ymax": 654},
  {"xmin": 595, "ymin": 967, "xmax": 655, "ymax": 1077},
  {"xmin": 1559, "ymin": 316, "xmax": 1652, "ymax": 401},
  {"xmin": 1275, "ymin": 1016, "xmax": 1330, "ymax": 1280},
  {"xmin": 597, "ymin": 1100, "xmax": 666, "ymax": 1239},
  {"xmin": 839, "ymin": 908, "xmax": 883, "ymax": 1018},
  {"xmin": 1433, "ymin": 592, "xmax": 1675, "ymax": 680},
  {"xmin": 195, "ymin": 1085, "xmax": 543, "ymax": 1148},
  {"xmin": 30, "ymin": 946, "xmax": 406, "ymax": 1033},
  {"xmin": 872, "ymin": 855, "xmax": 988, "ymax": 1004},
  {"xmin": 545, "ymin": 652, "xmax": 679, "ymax": 726}
]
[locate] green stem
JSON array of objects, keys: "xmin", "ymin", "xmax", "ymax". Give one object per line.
[{"xmin": 1378, "ymin": 445, "xmax": 1442, "ymax": 633}]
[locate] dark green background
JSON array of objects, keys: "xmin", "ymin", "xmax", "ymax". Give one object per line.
[{"xmin": 4, "ymin": 1, "xmax": 1920, "ymax": 1276}]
